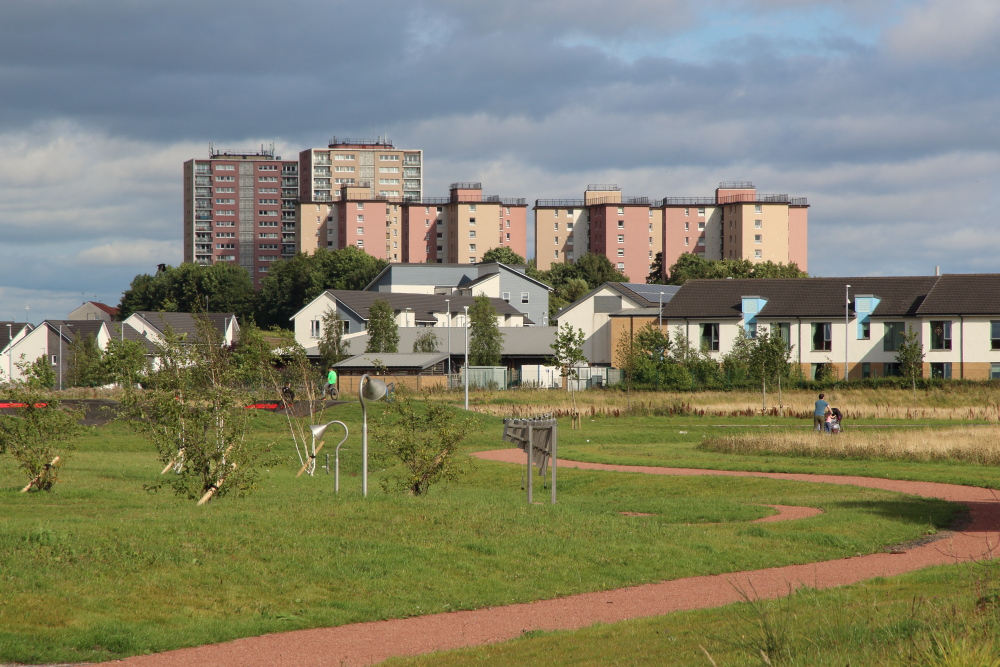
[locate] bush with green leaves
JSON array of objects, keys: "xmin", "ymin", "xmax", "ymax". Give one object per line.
[
  {"xmin": 117, "ymin": 318, "xmax": 279, "ymax": 502},
  {"xmin": 371, "ymin": 392, "xmax": 476, "ymax": 496},
  {"xmin": 0, "ymin": 376, "xmax": 81, "ymax": 491}
]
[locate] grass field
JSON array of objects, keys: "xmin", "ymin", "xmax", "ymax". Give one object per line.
[{"xmin": 0, "ymin": 389, "xmax": 997, "ymax": 664}]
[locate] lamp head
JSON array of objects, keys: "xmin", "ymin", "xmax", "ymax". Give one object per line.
[
  {"xmin": 361, "ymin": 375, "xmax": 387, "ymax": 402},
  {"xmin": 310, "ymin": 422, "xmax": 330, "ymax": 441}
]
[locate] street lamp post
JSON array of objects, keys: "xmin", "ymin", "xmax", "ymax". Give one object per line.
[
  {"xmin": 6, "ymin": 323, "xmax": 11, "ymax": 384},
  {"xmin": 445, "ymin": 299, "xmax": 451, "ymax": 376},
  {"xmin": 464, "ymin": 305, "xmax": 469, "ymax": 411},
  {"xmin": 58, "ymin": 323, "xmax": 72, "ymax": 391},
  {"xmin": 359, "ymin": 374, "xmax": 387, "ymax": 497},
  {"xmin": 844, "ymin": 285, "xmax": 851, "ymax": 382}
]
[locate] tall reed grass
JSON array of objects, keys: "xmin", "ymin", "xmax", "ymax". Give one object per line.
[{"xmin": 699, "ymin": 426, "xmax": 1000, "ymax": 465}]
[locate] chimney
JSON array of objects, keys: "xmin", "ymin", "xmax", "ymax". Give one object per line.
[{"xmin": 935, "ymin": 266, "xmax": 940, "ymax": 276}]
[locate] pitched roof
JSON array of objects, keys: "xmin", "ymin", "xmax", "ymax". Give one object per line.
[
  {"xmin": 322, "ymin": 326, "xmax": 558, "ymax": 358},
  {"xmin": 659, "ymin": 277, "xmax": 937, "ymax": 320},
  {"xmin": 319, "ymin": 291, "xmax": 532, "ymax": 324},
  {"xmin": 90, "ymin": 302, "xmax": 120, "ymax": 317},
  {"xmin": 44, "ymin": 320, "xmax": 107, "ymax": 342},
  {"xmin": 363, "ymin": 262, "xmax": 552, "ymax": 292},
  {"xmin": 916, "ymin": 274, "xmax": 1000, "ymax": 315},
  {"xmin": 131, "ymin": 312, "xmax": 236, "ymax": 338},
  {"xmin": 0, "ymin": 323, "xmax": 31, "ymax": 349},
  {"xmin": 610, "ymin": 283, "xmax": 681, "ymax": 308},
  {"xmin": 334, "ymin": 352, "xmax": 449, "ymax": 370}
]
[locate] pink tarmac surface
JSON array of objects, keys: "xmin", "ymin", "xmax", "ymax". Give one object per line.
[{"xmin": 101, "ymin": 449, "xmax": 1000, "ymax": 667}]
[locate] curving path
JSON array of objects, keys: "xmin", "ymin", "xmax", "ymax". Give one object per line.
[{"xmin": 102, "ymin": 449, "xmax": 1000, "ymax": 667}]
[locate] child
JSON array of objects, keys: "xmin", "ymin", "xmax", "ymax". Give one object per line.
[{"xmin": 829, "ymin": 407, "xmax": 843, "ymax": 434}]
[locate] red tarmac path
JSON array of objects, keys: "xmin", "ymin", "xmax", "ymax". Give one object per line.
[{"xmin": 101, "ymin": 449, "xmax": 1000, "ymax": 667}]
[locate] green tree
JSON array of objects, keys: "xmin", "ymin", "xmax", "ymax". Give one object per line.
[
  {"xmin": 365, "ymin": 298, "xmax": 399, "ymax": 353},
  {"xmin": 666, "ymin": 254, "xmax": 808, "ymax": 285},
  {"xmin": 723, "ymin": 326, "xmax": 793, "ymax": 410},
  {"xmin": 549, "ymin": 323, "xmax": 587, "ymax": 424},
  {"xmin": 102, "ymin": 336, "xmax": 148, "ymax": 388},
  {"xmin": 670, "ymin": 327, "xmax": 721, "ymax": 389},
  {"xmin": 256, "ymin": 247, "xmax": 388, "ymax": 329},
  {"xmin": 468, "ymin": 295, "xmax": 503, "ymax": 366},
  {"xmin": 317, "ymin": 309, "xmax": 351, "ymax": 367},
  {"xmin": 0, "ymin": 373, "xmax": 81, "ymax": 491},
  {"xmin": 66, "ymin": 333, "xmax": 107, "ymax": 388},
  {"xmin": 479, "ymin": 247, "xmax": 526, "ymax": 265},
  {"xmin": 529, "ymin": 253, "xmax": 628, "ymax": 318},
  {"xmin": 118, "ymin": 262, "xmax": 257, "ymax": 321},
  {"xmin": 371, "ymin": 391, "xmax": 476, "ymax": 495},
  {"xmin": 574, "ymin": 252, "xmax": 630, "ymax": 286},
  {"xmin": 896, "ymin": 324, "xmax": 925, "ymax": 401},
  {"xmin": 118, "ymin": 319, "xmax": 278, "ymax": 502},
  {"xmin": 614, "ymin": 327, "xmax": 642, "ymax": 409},
  {"xmin": 413, "ymin": 329, "xmax": 440, "ymax": 353},
  {"xmin": 647, "ymin": 252, "xmax": 666, "ymax": 284},
  {"xmin": 22, "ymin": 355, "xmax": 55, "ymax": 390},
  {"xmin": 633, "ymin": 322, "xmax": 677, "ymax": 389}
]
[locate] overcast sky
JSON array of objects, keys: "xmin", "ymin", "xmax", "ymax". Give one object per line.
[{"xmin": 1, "ymin": 0, "xmax": 998, "ymax": 321}]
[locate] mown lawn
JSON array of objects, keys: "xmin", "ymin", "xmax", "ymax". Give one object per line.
[{"xmin": 0, "ymin": 404, "xmax": 959, "ymax": 664}]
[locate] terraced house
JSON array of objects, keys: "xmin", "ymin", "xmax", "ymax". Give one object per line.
[{"xmin": 626, "ymin": 274, "xmax": 1000, "ymax": 380}]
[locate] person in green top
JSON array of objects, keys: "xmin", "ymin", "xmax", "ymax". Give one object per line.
[{"xmin": 326, "ymin": 366, "xmax": 339, "ymax": 399}]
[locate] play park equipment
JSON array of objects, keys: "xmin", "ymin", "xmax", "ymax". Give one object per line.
[
  {"xmin": 297, "ymin": 420, "xmax": 349, "ymax": 486},
  {"xmin": 502, "ymin": 416, "xmax": 558, "ymax": 504},
  {"xmin": 359, "ymin": 374, "xmax": 387, "ymax": 497}
]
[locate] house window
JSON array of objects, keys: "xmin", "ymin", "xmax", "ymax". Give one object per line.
[
  {"xmin": 554, "ymin": 222, "xmax": 559, "ymax": 230},
  {"xmin": 698, "ymin": 207, "xmax": 705, "ymax": 216},
  {"xmin": 684, "ymin": 208, "xmax": 690, "ymax": 216},
  {"xmin": 506, "ymin": 220, "xmax": 511, "ymax": 228},
  {"xmin": 755, "ymin": 204, "xmax": 762, "ymax": 213},
  {"xmin": 51, "ymin": 354, "xmax": 58, "ymax": 366},
  {"xmin": 618, "ymin": 235, "xmax": 624, "ymax": 244},
  {"xmin": 754, "ymin": 235, "xmax": 762, "ymax": 244},
  {"xmin": 469, "ymin": 256, "xmax": 477, "ymax": 263},
  {"xmin": 859, "ymin": 321, "xmax": 871, "ymax": 340},
  {"xmin": 357, "ymin": 215, "xmax": 364, "ymax": 222},
  {"xmin": 755, "ymin": 219, "xmax": 762, "ymax": 229},
  {"xmin": 469, "ymin": 230, "xmax": 476, "ymax": 238},
  {"xmin": 618, "ymin": 220, "xmax": 624, "ymax": 229},
  {"xmin": 884, "ymin": 362, "xmax": 902, "ymax": 377},
  {"xmin": 617, "ymin": 206, "xmax": 624, "ymax": 215},
  {"xmin": 469, "ymin": 218, "xmax": 476, "ymax": 225},
  {"xmin": 356, "ymin": 240, "xmax": 364, "ymax": 248},
  {"xmin": 993, "ymin": 321, "xmax": 1000, "ymax": 349},
  {"xmin": 310, "ymin": 320, "xmax": 320, "ymax": 338},
  {"xmin": 521, "ymin": 292, "xmax": 529, "ymax": 304},
  {"xmin": 468, "ymin": 204, "xmax": 476, "ymax": 212},
  {"xmin": 754, "ymin": 249, "xmax": 762, "ymax": 259},
  {"xmin": 992, "ymin": 363, "xmax": 1000, "ymax": 379},
  {"xmin": 698, "ymin": 222, "xmax": 705, "ymax": 231},
  {"xmin": 931, "ymin": 321, "xmax": 952, "ymax": 350},
  {"xmin": 684, "ymin": 237, "xmax": 690, "ymax": 246},
  {"xmin": 772, "ymin": 322, "xmax": 791, "ymax": 349},
  {"xmin": 812, "ymin": 363, "xmax": 830, "ymax": 380},
  {"xmin": 357, "ymin": 227, "xmax": 364, "ymax": 235},
  {"xmin": 649, "ymin": 237, "xmax": 653, "ymax": 245},
  {"xmin": 469, "ymin": 244, "xmax": 477, "ymax": 251},
  {"xmin": 554, "ymin": 236, "xmax": 559, "ymax": 244},
  {"xmin": 930, "ymin": 362, "xmax": 952, "ymax": 379},
  {"xmin": 684, "ymin": 222, "xmax": 689, "ymax": 231},
  {"xmin": 701, "ymin": 323, "xmax": 720, "ymax": 351},
  {"xmin": 617, "ymin": 249, "xmax": 624, "ymax": 257},
  {"xmin": 617, "ymin": 262, "xmax": 625, "ymax": 270},
  {"xmin": 812, "ymin": 322, "xmax": 832, "ymax": 351},
  {"xmin": 883, "ymin": 322, "xmax": 905, "ymax": 352},
  {"xmin": 502, "ymin": 292, "xmax": 510, "ymax": 302},
  {"xmin": 861, "ymin": 362, "xmax": 871, "ymax": 379},
  {"xmin": 555, "ymin": 250, "xmax": 560, "ymax": 258}
]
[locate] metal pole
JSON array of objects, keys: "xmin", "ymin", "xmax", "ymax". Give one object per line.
[
  {"xmin": 659, "ymin": 292, "xmax": 663, "ymax": 331},
  {"xmin": 446, "ymin": 299, "xmax": 451, "ymax": 376},
  {"xmin": 58, "ymin": 324, "xmax": 63, "ymax": 391},
  {"xmin": 6, "ymin": 323, "xmax": 11, "ymax": 383},
  {"xmin": 464, "ymin": 305, "xmax": 469, "ymax": 411},
  {"xmin": 526, "ymin": 421, "xmax": 533, "ymax": 504},
  {"xmin": 361, "ymin": 378, "xmax": 369, "ymax": 497},
  {"xmin": 844, "ymin": 284, "xmax": 851, "ymax": 382},
  {"xmin": 551, "ymin": 420, "xmax": 557, "ymax": 505}
]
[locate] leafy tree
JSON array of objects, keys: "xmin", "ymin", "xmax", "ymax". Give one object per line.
[
  {"xmin": 666, "ymin": 254, "xmax": 808, "ymax": 285},
  {"xmin": 118, "ymin": 262, "xmax": 257, "ymax": 321},
  {"xmin": 723, "ymin": 326, "xmax": 793, "ymax": 409},
  {"xmin": 256, "ymin": 247, "xmax": 388, "ymax": 329},
  {"xmin": 896, "ymin": 324, "xmax": 925, "ymax": 401},
  {"xmin": 67, "ymin": 333, "xmax": 107, "ymax": 388},
  {"xmin": 365, "ymin": 298, "xmax": 399, "ymax": 353},
  {"xmin": 468, "ymin": 295, "xmax": 503, "ymax": 366},
  {"xmin": 102, "ymin": 332, "xmax": 149, "ymax": 388},
  {"xmin": 614, "ymin": 327, "xmax": 642, "ymax": 409},
  {"xmin": 371, "ymin": 391, "xmax": 476, "ymax": 495},
  {"xmin": 318, "ymin": 308, "xmax": 350, "ymax": 367},
  {"xmin": 529, "ymin": 253, "xmax": 628, "ymax": 318},
  {"xmin": 413, "ymin": 329, "xmax": 440, "ymax": 353},
  {"xmin": 670, "ymin": 328, "xmax": 721, "ymax": 389},
  {"xmin": 575, "ymin": 252, "xmax": 630, "ymax": 286},
  {"xmin": 118, "ymin": 319, "xmax": 278, "ymax": 502},
  {"xmin": 549, "ymin": 323, "xmax": 587, "ymax": 425},
  {"xmin": 647, "ymin": 252, "xmax": 666, "ymax": 284},
  {"xmin": 22, "ymin": 355, "xmax": 55, "ymax": 390},
  {"xmin": 479, "ymin": 247, "xmax": 525, "ymax": 265},
  {"xmin": 0, "ymin": 367, "xmax": 82, "ymax": 492},
  {"xmin": 634, "ymin": 322, "xmax": 683, "ymax": 389}
]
